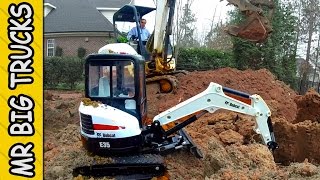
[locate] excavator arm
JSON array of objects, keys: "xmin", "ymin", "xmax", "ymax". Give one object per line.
[{"xmin": 153, "ymin": 82, "xmax": 278, "ymax": 151}]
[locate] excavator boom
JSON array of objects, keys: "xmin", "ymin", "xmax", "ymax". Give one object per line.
[{"xmin": 153, "ymin": 82, "xmax": 278, "ymax": 150}]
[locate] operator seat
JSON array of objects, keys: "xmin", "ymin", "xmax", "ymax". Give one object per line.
[{"xmin": 98, "ymin": 77, "xmax": 110, "ymax": 97}]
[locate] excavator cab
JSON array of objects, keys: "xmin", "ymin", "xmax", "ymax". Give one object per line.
[
  {"xmin": 85, "ymin": 53, "xmax": 147, "ymax": 123},
  {"xmin": 113, "ymin": 5, "xmax": 155, "ymax": 61},
  {"xmin": 81, "ymin": 53, "xmax": 148, "ymax": 154}
]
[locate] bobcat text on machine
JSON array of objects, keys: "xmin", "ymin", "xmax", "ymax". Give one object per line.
[{"xmin": 74, "ymin": 44, "xmax": 278, "ymax": 179}]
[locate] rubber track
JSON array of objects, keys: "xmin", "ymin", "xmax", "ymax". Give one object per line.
[{"xmin": 73, "ymin": 154, "xmax": 165, "ymax": 179}]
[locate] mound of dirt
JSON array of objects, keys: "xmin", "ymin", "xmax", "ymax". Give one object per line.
[
  {"xmin": 204, "ymin": 138, "xmax": 277, "ymax": 179},
  {"xmin": 274, "ymin": 118, "xmax": 320, "ymax": 165},
  {"xmin": 294, "ymin": 89, "xmax": 320, "ymax": 123},
  {"xmin": 146, "ymin": 68, "xmax": 320, "ymax": 175},
  {"xmin": 44, "ymin": 124, "xmax": 114, "ymax": 180},
  {"xmin": 147, "ymin": 68, "xmax": 297, "ymax": 122},
  {"xmin": 284, "ymin": 159, "xmax": 320, "ymax": 179},
  {"xmin": 271, "ymin": 89, "xmax": 320, "ymax": 165},
  {"xmin": 44, "ymin": 68, "xmax": 320, "ymax": 179}
]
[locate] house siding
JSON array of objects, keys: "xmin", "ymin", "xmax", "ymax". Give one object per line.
[
  {"xmin": 99, "ymin": 10, "xmax": 118, "ymax": 24},
  {"xmin": 44, "ymin": 35, "xmax": 114, "ymax": 57}
]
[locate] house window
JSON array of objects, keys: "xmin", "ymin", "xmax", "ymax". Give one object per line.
[{"xmin": 47, "ymin": 39, "xmax": 55, "ymax": 57}]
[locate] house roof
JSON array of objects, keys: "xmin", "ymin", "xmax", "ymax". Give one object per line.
[
  {"xmin": 88, "ymin": 0, "xmax": 132, "ymax": 8},
  {"xmin": 44, "ymin": 0, "xmax": 115, "ymax": 33}
]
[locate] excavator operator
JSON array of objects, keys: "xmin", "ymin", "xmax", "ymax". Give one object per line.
[{"xmin": 127, "ymin": 18, "xmax": 151, "ymax": 54}]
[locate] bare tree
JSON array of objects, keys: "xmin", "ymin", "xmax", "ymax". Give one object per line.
[
  {"xmin": 173, "ymin": 0, "xmax": 183, "ymax": 60},
  {"xmin": 172, "ymin": 0, "xmax": 198, "ymax": 58},
  {"xmin": 299, "ymin": 0, "xmax": 320, "ymax": 94},
  {"xmin": 311, "ymin": 32, "xmax": 320, "ymax": 87}
]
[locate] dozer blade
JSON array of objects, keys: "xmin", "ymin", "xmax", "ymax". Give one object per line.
[
  {"xmin": 73, "ymin": 154, "xmax": 166, "ymax": 179},
  {"xmin": 225, "ymin": 12, "xmax": 272, "ymax": 42},
  {"xmin": 179, "ymin": 128, "xmax": 204, "ymax": 159}
]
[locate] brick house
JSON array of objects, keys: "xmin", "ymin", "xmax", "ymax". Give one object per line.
[{"xmin": 44, "ymin": 0, "xmax": 131, "ymax": 57}]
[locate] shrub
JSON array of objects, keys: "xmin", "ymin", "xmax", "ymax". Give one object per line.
[
  {"xmin": 55, "ymin": 46, "xmax": 63, "ymax": 57},
  {"xmin": 44, "ymin": 57, "xmax": 84, "ymax": 89},
  {"xmin": 177, "ymin": 48, "xmax": 235, "ymax": 71},
  {"xmin": 61, "ymin": 57, "xmax": 84, "ymax": 89},
  {"xmin": 77, "ymin": 47, "xmax": 86, "ymax": 58},
  {"xmin": 44, "ymin": 57, "xmax": 65, "ymax": 88},
  {"xmin": 117, "ymin": 35, "xmax": 128, "ymax": 43}
]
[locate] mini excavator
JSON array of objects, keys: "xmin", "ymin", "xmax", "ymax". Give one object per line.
[
  {"xmin": 74, "ymin": 0, "xmax": 277, "ymax": 179},
  {"xmin": 111, "ymin": 0, "xmax": 274, "ymax": 93},
  {"xmin": 74, "ymin": 44, "xmax": 278, "ymax": 178}
]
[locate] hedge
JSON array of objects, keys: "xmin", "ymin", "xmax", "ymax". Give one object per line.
[
  {"xmin": 176, "ymin": 48, "xmax": 235, "ymax": 71},
  {"xmin": 44, "ymin": 48, "xmax": 234, "ymax": 89},
  {"xmin": 44, "ymin": 56, "xmax": 84, "ymax": 89}
]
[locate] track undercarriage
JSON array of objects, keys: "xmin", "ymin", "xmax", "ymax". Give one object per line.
[{"xmin": 73, "ymin": 119, "xmax": 204, "ymax": 179}]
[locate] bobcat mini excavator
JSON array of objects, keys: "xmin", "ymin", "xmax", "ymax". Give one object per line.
[
  {"xmin": 74, "ymin": 44, "xmax": 278, "ymax": 179},
  {"xmin": 74, "ymin": 0, "xmax": 277, "ymax": 178},
  {"xmin": 112, "ymin": 0, "xmax": 274, "ymax": 93}
]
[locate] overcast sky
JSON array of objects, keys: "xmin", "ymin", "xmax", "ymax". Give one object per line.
[
  {"xmin": 130, "ymin": 0, "xmax": 311, "ymax": 59},
  {"xmin": 133, "ymin": 0, "xmax": 234, "ymax": 39}
]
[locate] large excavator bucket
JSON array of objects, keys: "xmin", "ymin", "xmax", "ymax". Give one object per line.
[
  {"xmin": 225, "ymin": 12, "xmax": 272, "ymax": 42},
  {"xmin": 224, "ymin": 0, "xmax": 274, "ymax": 42}
]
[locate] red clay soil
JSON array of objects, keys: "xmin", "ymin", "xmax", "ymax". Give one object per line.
[
  {"xmin": 294, "ymin": 88, "xmax": 320, "ymax": 123},
  {"xmin": 44, "ymin": 68, "xmax": 320, "ymax": 179},
  {"xmin": 147, "ymin": 68, "xmax": 297, "ymax": 122},
  {"xmin": 272, "ymin": 89, "xmax": 320, "ymax": 165},
  {"xmin": 274, "ymin": 118, "xmax": 320, "ymax": 165}
]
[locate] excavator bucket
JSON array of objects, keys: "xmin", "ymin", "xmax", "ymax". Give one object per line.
[
  {"xmin": 225, "ymin": 12, "xmax": 272, "ymax": 43},
  {"xmin": 224, "ymin": 0, "xmax": 274, "ymax": 42}
]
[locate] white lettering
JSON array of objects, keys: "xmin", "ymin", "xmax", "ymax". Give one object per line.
[
  {"xmin": 9, "ymin": 3, "xmax": 33, "ymax": 18},
  {"xmin": 9, "ymin": 143, "xmax": 35, "ymax": 177}
]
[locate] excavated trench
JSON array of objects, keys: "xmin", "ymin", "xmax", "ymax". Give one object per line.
[
  {"xmin": 273, "ymin": 89, "xmax": 320, "ymax": 165},
  {"xmin": 44, "ymin": 68, "xmax": 320, "ymax": 179}
]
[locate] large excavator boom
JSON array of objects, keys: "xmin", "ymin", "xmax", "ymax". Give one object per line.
[{"xmin": 154, "ymin": 0, "xmax": 170, "ymax": 54}]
